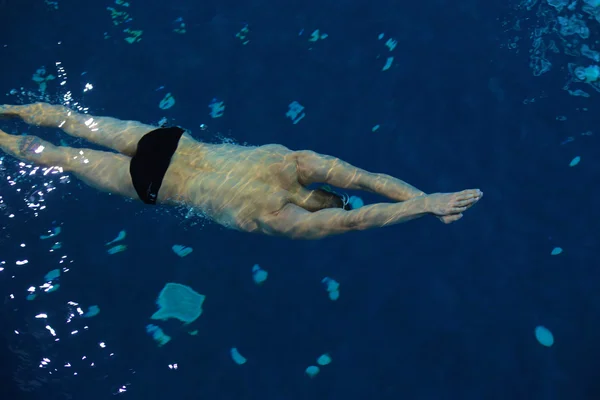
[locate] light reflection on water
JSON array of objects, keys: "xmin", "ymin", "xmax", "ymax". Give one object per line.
[
  {"xmin": 1, "ymin": 69, "xmax": 137, "ymax": 398},
  {"xmin": 0, "ymin": 62, "xmax": 213, "ymax": 398},
  {"xmin": 1, "ymin": 159, "xmax": 133, "ymax": 397}
]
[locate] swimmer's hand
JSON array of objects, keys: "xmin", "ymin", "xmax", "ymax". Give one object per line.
[{"xmin": 425, "ymin": 189, "xmax": 483, "ymax": 224}]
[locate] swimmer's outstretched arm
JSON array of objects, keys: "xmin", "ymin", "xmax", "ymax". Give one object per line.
[
  {"xmin": 294, "ymin": 150, "xmax": 473, "ymax": 223},
  {"xmin": 295, "ymin": 150, "xmax": 425, "ymax": 202},
  {"xmin": 260, "ymin": 189, "xmax": 482, "ymax": 239}
]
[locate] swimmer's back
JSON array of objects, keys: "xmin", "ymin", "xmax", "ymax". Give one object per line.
[{"xmin": 162, "ymin": 142, "xmax": 302, "ymax": 231}]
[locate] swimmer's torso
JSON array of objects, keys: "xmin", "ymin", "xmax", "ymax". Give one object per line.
[{"xmin": 157, "ymin": 141, "xmax": 304, "ymax": 232}]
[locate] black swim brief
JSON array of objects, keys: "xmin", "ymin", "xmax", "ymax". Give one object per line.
[{"xmin": 129, "ymin": 126, "xmax": 185, "ymax": 204}]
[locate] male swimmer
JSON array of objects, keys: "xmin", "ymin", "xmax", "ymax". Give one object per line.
[{"xmin": 0, "ymin": 103, "xmax": 482, "ymax": 239}]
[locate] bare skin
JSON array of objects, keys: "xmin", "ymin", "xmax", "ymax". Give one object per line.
[{"xmin": 0, "ymin": 103, "xmax": 482, "ymax": 239}]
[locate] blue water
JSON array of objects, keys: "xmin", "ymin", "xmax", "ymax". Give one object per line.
[{"xmin": 1, "ymin": 0, "xmax": 599, "ymax": 399}]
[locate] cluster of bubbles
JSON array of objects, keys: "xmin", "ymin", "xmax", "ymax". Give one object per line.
[{"xmin": 506, "ymin": 0, "xmax": 600, "ymax": 94}]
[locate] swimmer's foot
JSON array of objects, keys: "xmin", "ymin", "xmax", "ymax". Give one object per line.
[
  {"xmin": 0, "ymin": 128, "xmax": 14, "ymax": 154},
  {"xmin": 0, "ymin": 104, "xmax": 23, "ymax": 119},
  {"xmin": 0, "ymin": 103, "xmax": 61, "ymax": 126},
  {"xmin": 0, "ymin": 104, "xmax": 45, "ymax": 126},
  {"xmin": 426, "ymin": 189, "xmax": 482, "ymax": 223}
]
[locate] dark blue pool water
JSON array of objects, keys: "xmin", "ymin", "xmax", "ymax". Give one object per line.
[{"xmin": 1, "ymin": 0, "xmax": 599, "ymax": 399}]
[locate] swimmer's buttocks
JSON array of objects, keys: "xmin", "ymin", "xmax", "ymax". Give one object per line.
[{"xmin": 129, "ymin": 127, "xmax": 184, "ymax": 204}]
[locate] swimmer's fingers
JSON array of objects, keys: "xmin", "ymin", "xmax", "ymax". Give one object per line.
[
  {"xmin": 454, "ymin": 189, "xmax": 482, "ymax": 202},
  {"xmin": 452, "ymin": 190, "xmax": 482, "ymax": 208},
  {"xmin": 437, "ymin": 214, "xmax": 463, "ymax": 224},
  {"xmin": 454, "ymin": 198, "xmax": 478, "ymax": 207}
]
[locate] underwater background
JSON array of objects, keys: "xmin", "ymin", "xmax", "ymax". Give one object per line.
[{"xmin": 1, "ymin": 0, "xmax": 599, "ymax": 399}]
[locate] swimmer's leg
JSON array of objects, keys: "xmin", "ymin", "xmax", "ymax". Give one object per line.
[
  {"xmin": 0, "ymin": 129, "xmax": 137, "ymax": 198},
  {"xmin": 0, "ymin": 103, "xmax": 154, "ymax": 157}
]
